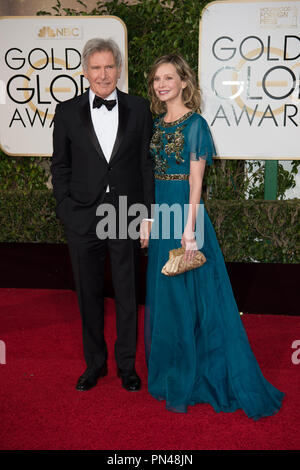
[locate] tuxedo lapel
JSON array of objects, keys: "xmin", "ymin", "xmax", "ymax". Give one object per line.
[
  {"xmin": 109, "ymin": 89, "xmax": 131, "ymax": 164},
  {"xmin": 79, "ymin": 91, "xmax": 107, "ymax": 165}
]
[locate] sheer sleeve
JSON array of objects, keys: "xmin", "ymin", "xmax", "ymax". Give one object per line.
[{"xmin": 187, "ymin": 115, "xmax": 216, "ymax": 165}]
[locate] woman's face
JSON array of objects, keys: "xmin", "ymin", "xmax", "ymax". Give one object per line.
[{"xmin": 153, "ymin": 62, "xmax": 186, "ymax": 105}]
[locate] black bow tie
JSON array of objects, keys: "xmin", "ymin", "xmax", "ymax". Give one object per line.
[{"xmin": 93, "ymin": 95, "xmax": 117, "ymax": 111}]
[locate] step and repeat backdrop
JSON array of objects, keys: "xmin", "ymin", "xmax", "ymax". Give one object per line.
[
  {"xmin": 0, "ymin": 15, "xmax": 127, "ymax": 156},
  {"xmin": 0, "ymin": 0, "xmax": 299, "ymax": 160},
  {"xmin": 199, "ymin": 0, "xmax": 300, "ymax": 160}
]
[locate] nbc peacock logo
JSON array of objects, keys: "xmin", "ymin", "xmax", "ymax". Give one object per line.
[
  {"xmin": 38, "ymin": 26, "xmax": 56, "ymax": 38},
  {"xmin": 36, "ymin": 25, "xmax": 82, "ymax": 39}
]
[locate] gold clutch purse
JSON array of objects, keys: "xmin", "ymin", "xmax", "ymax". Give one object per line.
[{"xmin": 161, "ymin": 246, "xmax": 206, "ymax": 276}]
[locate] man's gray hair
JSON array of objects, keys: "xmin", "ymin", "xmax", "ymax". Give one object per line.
[{"xmin": 82, "ymin": 38, "xmax": 122, "ymax": 70}]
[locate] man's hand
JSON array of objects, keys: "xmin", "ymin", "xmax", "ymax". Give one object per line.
[{"xmin": 140, "ymin": 219, "xmax": 152, "ymax": 249}]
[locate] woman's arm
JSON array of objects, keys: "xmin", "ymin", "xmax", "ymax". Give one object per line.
[{"xmin": 181, "ymin": 158, "xmax": 206, "ymax": 260}]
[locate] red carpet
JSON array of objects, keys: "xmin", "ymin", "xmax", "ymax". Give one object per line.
[{"xmin": 0, "ymin": 288, "xmax": 299, "ymax": 450}]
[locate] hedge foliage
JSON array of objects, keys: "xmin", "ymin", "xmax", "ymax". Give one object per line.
[
  {"xmin": 0, "ymin": 0, "xmax": 299, "ymax": 264},
  {"xmin": 1, "ymin": 190, "xmax": 299, "ymax": 263},
  {"xmin": 35, "ymin": 0, "xmax": 299, "ymax": 200},
  {"xmin": 0, "ymin": 0, "xmax": 299, "ymax": 199}
]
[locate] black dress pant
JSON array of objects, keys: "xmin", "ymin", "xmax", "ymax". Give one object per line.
[{"xmin": 65, "ymin": 193, "xmax": 140, "ymax": 372}]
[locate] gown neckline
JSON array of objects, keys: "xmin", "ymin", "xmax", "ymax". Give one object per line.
[{"xmin": 161, "ymin": 111, "xmax": 194, "ymax": 127}]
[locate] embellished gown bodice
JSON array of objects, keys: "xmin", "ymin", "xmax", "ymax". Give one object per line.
[{"xmin": 150, "ymin": 111, "xmax": 214, "ymax": 178}]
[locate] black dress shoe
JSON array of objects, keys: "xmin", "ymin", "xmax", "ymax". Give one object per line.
[
  {"xmin": 117, "ymin": 368, "xmax": 141, "ymax": 391},
  {"xmin": 76, "ymin": 363, "xmax": 107, "ymax": 391}
]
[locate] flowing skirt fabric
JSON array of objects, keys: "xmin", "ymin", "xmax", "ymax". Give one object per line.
[{"xmin": 145, "ymin": 180, "xmax": 284, "ymax": 419}]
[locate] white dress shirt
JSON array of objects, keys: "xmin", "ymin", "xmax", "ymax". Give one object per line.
[
  {"xmin": 89, "ymin": 88, "xmax": 118, "ymax": 192},
  {"xmin": 89, "ymin": 88, "xmax": 153, "ymax": 224}
]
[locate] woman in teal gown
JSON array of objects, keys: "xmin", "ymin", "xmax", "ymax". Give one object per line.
[{"xmin": 144, "ymin": 54, "xmax": 284, "ymax": 419}]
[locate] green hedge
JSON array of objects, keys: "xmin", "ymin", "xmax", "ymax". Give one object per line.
[
  {"xmin": 1, "ymin": 0, "xmax": 299, "ymax": 199},
  {"xmin": 207, "ymin": 199, "xmax": 300, "ymax": 264},
  {"xmin": 1, "ymin": 190, "xmax": 299, "ymax": 263},
  {"xmin": 0, "ymin": 0, "xmax": 299, "ymax": 261}
]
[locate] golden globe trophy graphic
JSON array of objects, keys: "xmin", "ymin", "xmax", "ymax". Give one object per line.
[
  {"xmin": 211, "ymin": 41, "xmax": 300, "ymax": 126},
  {"xmin": 0, "ymin": 16, "xmax": 127, "ymax": 156},
  {"xmin": 199, "ymin": 0, "xmax": 300, "ymax": 160},
  {"xmin": 7, "ymin": 53, "xmax": 84, "ymax": 129}
]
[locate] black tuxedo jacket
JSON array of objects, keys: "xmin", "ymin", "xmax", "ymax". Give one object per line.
[{"xmin": 51, "ymin": 88, "xmax": 154, "ymax": 235}]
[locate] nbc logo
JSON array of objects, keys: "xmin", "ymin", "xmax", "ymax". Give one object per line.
[
  {"xmin": 38, "ymin": 26, "xmax": 56, "ymax": 38},
  {"xmin": 37, "ymin": 26, "xmax": 82, "ymax": 39}
]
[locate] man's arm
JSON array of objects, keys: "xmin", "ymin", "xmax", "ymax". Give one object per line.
[
  {"xmin": 140, "ymin": 101, "xmax": 155, "ymax": 218},
  {"xmin": 140, "ymin": 101, "xmax": 155, "ymax": 248},
  {"xmin": 50, "ymin": 103, "xmax": 72, "ymax": 205}
]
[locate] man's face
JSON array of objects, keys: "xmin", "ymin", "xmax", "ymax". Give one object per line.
[{"xmin": 83, "ymin": 50, "xmax": 121, "ymax": 99}]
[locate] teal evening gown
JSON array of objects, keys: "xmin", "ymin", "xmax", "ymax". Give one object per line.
[{"xmin": 144, "ymin": 111, "xmax": 284, "ymax": 419}]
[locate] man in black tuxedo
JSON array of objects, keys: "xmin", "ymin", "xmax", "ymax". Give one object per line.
[{"xmin": 51, "ymin": 38, "xmax": 154, "ymax": 392}]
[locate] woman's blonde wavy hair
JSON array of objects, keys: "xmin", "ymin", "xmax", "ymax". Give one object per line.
[{"xmin": 148, "ymin": 54, "xmax": 201, "ymax": 115}]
